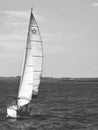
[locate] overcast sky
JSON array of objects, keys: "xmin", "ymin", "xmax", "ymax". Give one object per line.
[{"xmin": 0, "ymin": 0, "xmax": 98, "ymax": 78}]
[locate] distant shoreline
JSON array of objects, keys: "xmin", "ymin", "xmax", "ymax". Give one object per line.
[{"xmin": 0, "ymin": 76, "xmax": 98, "ymax": 83}]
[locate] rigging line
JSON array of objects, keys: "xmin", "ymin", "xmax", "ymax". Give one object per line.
[{"xmin": 18, "ymin": 49, "xmax": 25, "ymax": 77}]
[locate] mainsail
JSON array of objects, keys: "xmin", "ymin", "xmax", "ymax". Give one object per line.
[{"xmin": 18, "ymin": 8, "xmax": 43, "ymax": 106}]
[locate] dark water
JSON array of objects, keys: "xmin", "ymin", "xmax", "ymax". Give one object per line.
[{"xmin": 0, "ymin": 80, "xmax": 98, "ymax": 130}]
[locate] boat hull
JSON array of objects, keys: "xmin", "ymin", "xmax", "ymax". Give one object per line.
[
  {"xmin": 7, "ymin": 104, "xmax": 31, "ymax": 118},
  {"xmin": 7, "ymin": 106, "xmax": 17, "ymax": 118}
]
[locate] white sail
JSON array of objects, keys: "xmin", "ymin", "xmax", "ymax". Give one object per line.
[{"xmin": 18, "ymin": 9, "xmax": 43, "ymax": 106}]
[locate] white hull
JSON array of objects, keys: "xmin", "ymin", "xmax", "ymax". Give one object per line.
[{"xmin": 7, "ymin": 105, "xmax": 17, "ymax": 118}]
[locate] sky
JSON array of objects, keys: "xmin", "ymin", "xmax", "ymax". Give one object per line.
[{"xmin": 0, "ymin": 0, "xmax": 98, "ymax": 78}]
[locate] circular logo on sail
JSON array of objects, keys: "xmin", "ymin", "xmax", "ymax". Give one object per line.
[{"xmin": 32, "ymin": 28, "xmax": 37, "ymax": 34}]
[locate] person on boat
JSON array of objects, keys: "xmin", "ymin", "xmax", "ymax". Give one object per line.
[{"xmin": 8, "ymin": 98, "xmax": 32, "ymax": 114}]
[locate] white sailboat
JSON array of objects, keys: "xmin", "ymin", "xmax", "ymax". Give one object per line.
[{"xmin": 7, "ymin": 8, "xmax": 43, "ymax": 118}]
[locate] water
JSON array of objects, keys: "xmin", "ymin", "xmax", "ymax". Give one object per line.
[{"xmin": 0, "ymin": 80, "xmax": 98, "ymax": 130}]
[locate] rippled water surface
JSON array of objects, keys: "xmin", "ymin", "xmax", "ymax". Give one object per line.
[{"xmin": 0, "ymin": 80, "xmax": 98, "ymax": 130}]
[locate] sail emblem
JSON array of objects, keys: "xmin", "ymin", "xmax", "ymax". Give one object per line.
[{"xmin": 32, "ymin": 28, "xmax": 37, "ymax": 34}]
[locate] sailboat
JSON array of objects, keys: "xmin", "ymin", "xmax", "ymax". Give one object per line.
[{"xmin": 7, "ymin": 8, "xmax": 43, "ymax": 118}]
